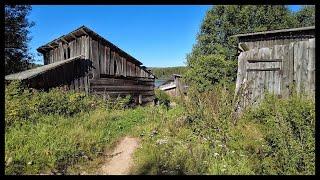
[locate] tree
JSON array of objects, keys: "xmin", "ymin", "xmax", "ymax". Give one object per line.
[
  {"xmin": 185, "ymin": 5, "xmax": 297, "ymax": 92},
  {"xmin": 295, "ymin": 5, "xmax": 315, "ymax": 27},
  {"xmin": 5, "ymin": 5, "xmax": 34, "ymax": 75}
]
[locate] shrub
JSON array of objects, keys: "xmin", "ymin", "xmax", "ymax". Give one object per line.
[
  {"xmin": 155, "ymin": 89, "xmax": 170, "ymax": 107},
  {"xmin": 133, "ymin": 83, "xmax": 315, "ymax": 175},
  {"xmin": 237, "ymin": 93, "xmax": 315, "ymax": 175}
]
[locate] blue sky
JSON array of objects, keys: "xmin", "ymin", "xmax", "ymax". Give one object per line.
[{"xmin": 28, "ymin": 5, "xmax": 301, "ymax": 67}]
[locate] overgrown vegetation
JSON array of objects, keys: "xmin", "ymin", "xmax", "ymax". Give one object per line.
[
  {"xmin": 5, "ymin": 81, "xmax": 143, "ymax": 174},
  {"xmin": 132, "ymin": 83, "xmax": 315, "ymax": 175},
  {"xmin": 154, "ymin": 89, "xmax": 171, "ymax": 107}
]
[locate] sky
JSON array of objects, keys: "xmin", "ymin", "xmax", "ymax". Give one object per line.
[{"xmin": 28, "ymin": 5, "xmax": 302, "ymax": 67}]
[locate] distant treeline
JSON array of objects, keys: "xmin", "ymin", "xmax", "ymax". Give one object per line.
[{"xmin": 149, "ymin": 66, "xmax": 187, "ymax": 80}]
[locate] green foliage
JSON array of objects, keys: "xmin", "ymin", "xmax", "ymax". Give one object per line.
[
  {"xmin": 5, "ymin": 81, "xmax": 132, "ymax": 128},
  {"xmin": 5, "ymin": 5, "xmax": 35, "ymax": 75},
  {"xmin": 185, "ymin": 5, "xmax": 300, "ymax": 92},
  {"xmin": 294, "ymin": 5, "xmax": 315, "ymax": 27},
  {"xmin": 149, "ymin": 66, "xmax": 187, "ymax": 80},
  {"xmin": 155, "ymin": 89, "xmax": 170, "ymax": 107},
  {"xmin": 185, "ymin": 54, "xmax": 236, "ymax": 92},
  {"xmin": 5, "ymin": 81, "xmax": 104, "ymax": 128},
  {"xmin": 132, "ymin": 83, "xmax": 315, "ymax": 175},
  {"xmin": 236, "ymin": 93, "xmax": 315, "ymax": 174},
  {"xmin": 5, "ymin": 81, "xmax": 155, "ymax": 174}
]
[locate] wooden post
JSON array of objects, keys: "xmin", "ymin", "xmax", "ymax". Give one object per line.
[{"xmin": 139, "ymin": 94, "xmax": 142, "ymax": 105}]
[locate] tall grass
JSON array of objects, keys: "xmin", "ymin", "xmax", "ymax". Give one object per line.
[
  {"xmin": 132, "ymin": 83, "xmax": 315, "ymax": 175},
  {"xmin": 5, "ymin": 81, "xmax": 149, "ymax": 174}
]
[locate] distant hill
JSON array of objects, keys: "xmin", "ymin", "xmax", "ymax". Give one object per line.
[{"xmin": 149, "ymin": 66, "xmax": 187, "ymax": 80}]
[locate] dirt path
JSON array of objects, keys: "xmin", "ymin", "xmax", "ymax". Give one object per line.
[{"xmin": 100, "ymin": 137, "xmax": 140, "ymax": 175}]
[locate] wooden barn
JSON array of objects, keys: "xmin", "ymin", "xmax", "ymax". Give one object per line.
[
  {"xmin": 232, "ymin": 26, "xmax": 315, "ymax": 109},
  {"xmin": 5, "ymin": 26, "xmax": 156, "ymax": 105}
]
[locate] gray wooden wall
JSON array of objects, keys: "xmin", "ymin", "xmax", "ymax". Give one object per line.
[
  {"xmin": 235, "ymin": 37, "xmax": 315, "ymax": 108},
  {"xmin": 40, "ymin": 35, "xmax": 155, "ymax": 104}
]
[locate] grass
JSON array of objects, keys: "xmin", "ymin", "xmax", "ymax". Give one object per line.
[
  {"xmin": 131, "ymin": 84, "xmax": 315, "ymax": 175},
  {"xmin": 5, "ymin": 81, "xmax": 315, "ymax": 175}
]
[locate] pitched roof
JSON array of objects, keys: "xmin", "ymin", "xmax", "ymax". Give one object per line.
[
  {"xmin": 231, "ymin": 26, "xmax": 315, "ymax": 38},
  {"xmin": 5, "ymin": 55, "xmax": 83, "ymax": 80},
  {"xmin": 37, "ymin": 25, "xmax": 142, "ymax": 65}
]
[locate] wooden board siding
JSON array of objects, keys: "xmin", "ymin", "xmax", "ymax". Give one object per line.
[
  {"xmin": 90, "ymin": 77, "xmax": 155, "ymax": 104},
  {"xmin": 235, "ymin": 37, "xmax": 315, "ymax": 109},
  {"xmin": 105, "ymin": 47, "xmax": 110, "ymax": 75},
  {"xmin": 34, "ymin": 31, "xmax": 155, "ymax": 104},
  {"xmin": 109, "ymin": 51, "xmax": 113, "ymax": 75}
]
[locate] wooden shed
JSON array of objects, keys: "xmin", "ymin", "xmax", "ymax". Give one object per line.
[
  {"xmin": 5, "ymin": 26, "xmax": 156, "ymax": 104},
  {"xmin": 158, "ymin": 74, "xmax": 187, "ymax": 97},
  {"xmin": 232, "ymin": 26, "xmax": 315, "ymax": 108}
]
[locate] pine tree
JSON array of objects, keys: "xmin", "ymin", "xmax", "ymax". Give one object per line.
[{"xmin": 5, "ymin": 5, "xmax": 35, "ymax": 75}]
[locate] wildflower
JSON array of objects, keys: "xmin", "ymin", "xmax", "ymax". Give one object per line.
[{"xmin": 214, "ymin": 152, "xmax": 219, "ymax": 157}]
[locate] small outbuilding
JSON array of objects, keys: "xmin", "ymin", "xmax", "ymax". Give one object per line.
[
  {"xmin": 232, "ymin": 26, "xmax": 315, "ymax": 108},
  {"xmin": 5, "ymin": 26, "xmax": 156, "ymax": 104},
  {"xmin": 158, "ymin": 74, "xmax": 187, "ymax": 96}
]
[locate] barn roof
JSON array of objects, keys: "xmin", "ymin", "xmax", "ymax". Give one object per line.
[
  {"xmin": 5, "ymin": 55, "xmax": 84, "ymax": 81},
  {"xmin": 231, "ymin": 26, "xmax": 315, "ymax": 38},
  {"xmin": 37, "ymin": 25, "xmax": 142, "ymax": 65}
]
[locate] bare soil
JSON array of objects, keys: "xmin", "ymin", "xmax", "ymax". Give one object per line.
[{"xmin": 100, "ymin": 136, "xmax": 140, "ymax": 175}]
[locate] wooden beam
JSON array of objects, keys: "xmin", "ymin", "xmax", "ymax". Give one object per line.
[
  {"xmin": 247, "ymin": 59, "xmax": 282, "ymax": 63},
  {"xmin": 247, "ymin": 68, "xmax": 281, "ymax": 72},
  {"xmin": 60, "ymin": 37, "xmax": 68, "ymax": 43},
  {"xmin": 70, "ymin": 32, "xmax": 77, "ymax": 39},
  {"xmin": 80, "ymin": 28, "xmax": 88, "ymax": 35}
]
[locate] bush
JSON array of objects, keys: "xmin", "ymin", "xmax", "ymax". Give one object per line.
[
  {"xmin": 133, "ymin": 83, "xmax": 315, "ymax": 175},
  {"xmin": 236, "ymin": 93, "xmax": 315, "ymax": 174},
  {"xmin": 5, "ymin": 80, "xmax": 108, "ymax": 128},
  {"xmin": 155, "ymin": 89, "xmax": 170, "ymax": 107}
]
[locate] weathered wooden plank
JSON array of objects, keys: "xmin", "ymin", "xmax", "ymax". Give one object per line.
[
  {"xmin": 105, "ymin": 47, "xmax": 110, "ymax": 75},
  {"xmin": 92, "ymin": 39, "xmax": 100, "ymax": 79},
  {"xmin": 90, "ymin": 85, "xmax": 154, "ymax": 91},
  {"xmin": 122, "ymin": 57, "xmax": 127, "ymax": 77},
  {"xmin": 249, "ymin": 48, "xmax": 257, "ymax": 103},
  {"xmin": 268, "ymin": 46, "xmax": 275, "ymax": 94},
  {"xmin": 308, "ymin": 38, "xmax": 315, "ymax": 95},
  {"xmin": 127, "ymin": 61, "xmax": 132, "ymax": 76},
  {"xmin": 281, "ymin": 44, "xmax": 290, "ymax": 98},
  {"xmin": 99, "ymin": 42, "xmax": 106, "ymax": 75},
  {"xmin": 288, "ymin": 42, "xmax": 294, "ymax": 95},
  {"xmin": 235, "ymin": 51, "xmax": 245, "ymax": 102},
  {"xmin": 274, "ymin": 45, "xmax": 282, "ymax": 95},
  {"xmin": 110, "ymin": 51, "xmax": 115, "ymax": 75},
  {"xmin": 91, "ymin": 90, "xmax": 154, "ymax": 96},
  {"xmin": 59, "ymin": 42, "xmax": 63, "ymax": 61},
  {"xmin": 90, "ymin": 79, "xmax": 154, "ymax": 87},
  {"xmin": 118, "ymin": 55, "xmax": 122, "ymax": 76},
  {"xmin": 294, "ymin": 41, "xmax": 302, "ymax": 93},
  {"xmin": 247, "ymin": 59, "xmax": 282, "ymax": 63},
  {"xmin": 88, "ymin": 36, "xmax": 92, "ymax": 77},
  {"xmin": 301, "ymin": 41, "xmax": 309, "ymax": 94}
]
